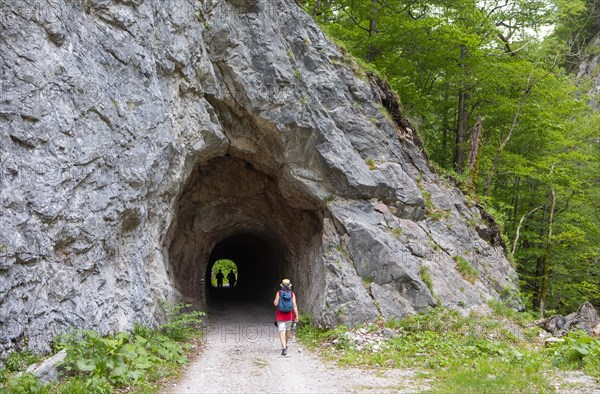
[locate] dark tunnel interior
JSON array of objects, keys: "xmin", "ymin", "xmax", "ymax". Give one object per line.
[{"xmin": 205, "ymin": 232, "xmax": 288, "ymax": 306}]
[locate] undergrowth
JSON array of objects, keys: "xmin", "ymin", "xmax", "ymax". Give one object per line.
[
  {"xmin": 297, "ymin": 305, "xmax": 600, "ymax": 392},
  {"xmin": 550, "ymin": 331, "xmax": 600, "ymax": 378},
  {"xmin": 0, "ymin": 303, "xmax": 205, "ymax": 393}
]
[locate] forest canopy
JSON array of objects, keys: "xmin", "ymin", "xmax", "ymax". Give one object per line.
[{"xmin": 302, "ymin": 0, "xmax": 600, "ymax": 314}]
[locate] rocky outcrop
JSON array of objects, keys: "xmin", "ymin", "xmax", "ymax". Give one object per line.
[
  {"xmin": 0, "ymin": 0, "xmax": 519, "ymax": 355},
  {"xmin": 540, "ymin": 302, "xmax": 599, "ymax": 337},
  {"xmin": 577, "ymin": 32, "xmax": 600, "ymax": 108}
]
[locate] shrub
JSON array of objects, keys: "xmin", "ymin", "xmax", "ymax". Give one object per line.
[
  {"xmin": 160, "ymin": 303, "xmax": 205, "ymax": 341},
  {"xmin": 3, "ymin": 349, "xmax": 41, "ymax": 373},
  {"xmin": 550, "ymin": 331, "xmax": 600, "ymax": 377},
  {"xmin": 1, "ymin": 303, "xmax": 205, "ymax": 393},
  {"xmin": 56, "ymin": 375, "xmax": 112, "ymax": 394},
  {"xmin": 1, "ymin": 373, "xmax": 49, "ymax": 394},
  {"xmin": 60, "ymin": 330, "xmax": 179, "ymax": 388},
  {"xmin": 299, "ymin": 307, "xmax": 557, "ymax": 391}
]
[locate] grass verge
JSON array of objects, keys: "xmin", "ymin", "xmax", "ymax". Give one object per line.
[
  {"xmin": 297, "ymin": 305, "xmax": 600, "ymax": 393},
  {"xmin": 0, "ymin": 303, "xmax": 205, "ymax": 393}
]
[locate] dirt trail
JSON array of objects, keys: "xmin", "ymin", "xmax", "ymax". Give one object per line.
[{"xmin": 164, "ymin": 302, "xmax": 424, "ymax": 394}]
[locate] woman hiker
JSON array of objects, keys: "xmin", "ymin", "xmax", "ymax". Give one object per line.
[{"xmin": 273, "ymin": 279, "xmax": 299, "ymax": 355}]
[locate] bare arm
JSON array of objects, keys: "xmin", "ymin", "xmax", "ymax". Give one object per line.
[
  {"xmin": 292, "ymin": 293, "xmax": 299, "ymax": 322},
  {"xmin": 273, "ymin": 291, "xmax": 279, "ymax": 307}
]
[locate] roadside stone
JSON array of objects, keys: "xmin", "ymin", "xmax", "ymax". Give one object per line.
[
  {"xmin": 24, "ymin": 349, "xmax": 66, "ymax": 384},
  {"xmin": 381, "ymin": 328, "xmax": 397, "ymax": 339},
  {"xmin": 544, "ymin": 337, "xmax": 565, "ymax": 347}
]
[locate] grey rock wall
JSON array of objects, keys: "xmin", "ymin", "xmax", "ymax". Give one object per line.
[
  {"xmin": 0, "ymin": 0, "xmax": 519, "ymax": 355},
  {"xmin": 577, "ymin": 33, "xmax": 600, "ymax": 109}
]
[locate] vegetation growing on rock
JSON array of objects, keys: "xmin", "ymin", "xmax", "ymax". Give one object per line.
[{"xmin": 302, "ymin": 0, "xmax": 600, "ymax": 315}]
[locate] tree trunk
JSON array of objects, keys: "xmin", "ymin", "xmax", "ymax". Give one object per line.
[
  {"xmin": 369, "ymin": 3, "xmax": 377, "ymax": 34},
  {"xmin": 454, "ymin": 45, "xmax": 469, "ymax": 174},
  {"xmin": 533, "ymin": 203, "xmax": 548, "ymax": 310},
  {"xmin": 366, "ymin": 0, "xmax": 379, "ymax": 61},
  {"xmin": 467, "ymin": 115, "xmax": 483, "ymax": 190},
  {"xmin": 511, "ymin": 177, "xmax": 521, "ymax": 231},
  {"xmin": 511, "ymin": 206, "xmax": 542, "ymax": 257},
  {"xmin": 510, "ymin": 178, "xmax": 521, "ymax": 233},
  {"xmin": 539, "ymin": 188, "xmax": 556, "ymax": 318},
  {"xmin": 441, "ymin": 85, "xmax": 451, "ymax": 166},
  {"xmin": 311, "ymin": 0, "xmax": 321, "ymax": 17}
]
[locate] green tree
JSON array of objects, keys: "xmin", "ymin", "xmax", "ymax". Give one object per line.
[{"xmin": 304, "ymin": 0, "xmax": 600, "ymax": 313}]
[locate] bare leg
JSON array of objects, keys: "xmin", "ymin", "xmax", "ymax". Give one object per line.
[{"xmin": 279, "ymin": 329, "xmax": 287, "ymax": 350}]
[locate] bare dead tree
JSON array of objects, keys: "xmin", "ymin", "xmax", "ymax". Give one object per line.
[{"xmin": 511, "ymin": 205, "xmax": 543, "ymax": 256}]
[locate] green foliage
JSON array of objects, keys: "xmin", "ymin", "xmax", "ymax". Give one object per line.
[
  {"xmin": 3, "ymin": 350, "xmax": 41, "ymax": 373},
  {"xmin": 453, "ymin": 256, "xmax": 479, "ymax": 283},
  {"xmin": 56, "ymin": 375, "xmax": 113, "ymax": 393},
  {"xmin": 389, "ymin": 227, "xmax": 402, "ymax": 240},
  {"xmin": 420, "ymin": 266, "xmax": 434, "ymax": 293},
  {"xmin": 160, "ymin": 303, "xmax": 205, "ymax": 342},
  {"xmin": 550, "ymin": 331, "xmax": 600, "ymax": 377},
  {"xmin": 1, "ymin": 304, "xmax": 204, "ymax": 393},
  {"xmin": 1, "ymin": 373, "xmax": 49, "ymax": 394},
  {"xmin": 297, "ymin": 315, "xmax": 353, "ymax": 353},
  {"xmin": 58, "ymin": 329, "xmax": 185, "ymax": 389},
  {"xmin": 335, "ymin": 244, "xmax": 349, "ymax": 257},
  {"xmin": 416, "ymin": 176, "xmax": 451, "ymax": 221},
  {"xmin": 365, "ymin": 158, "xmax": 377, "ymax": 170},
  {"xmin": 421, "ymin": 188, "xmax": 433, "ymax": 211},
  {"xmin": 435, "ymin": 354, "xmax": 550, "ymax": 393},
  {"xmin": 303, "ymin": 0, "xmax": 600, "ymax": 315},
  {"xmin": 297, "ymin": 307, "xmax": 567, "ymax": 392}
]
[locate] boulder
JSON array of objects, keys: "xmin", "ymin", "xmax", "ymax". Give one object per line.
[
  {"xmin": 24, "ymin": 350, "xmax": 67, "ymax": 384},
  {"xmin": 540, "ymin": 302, "xmax": 599, "ymax": 337}
]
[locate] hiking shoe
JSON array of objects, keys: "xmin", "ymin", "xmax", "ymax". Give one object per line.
[{"xmin": 282, "ymin": 348, "xmax": 287, "ymax": 356}]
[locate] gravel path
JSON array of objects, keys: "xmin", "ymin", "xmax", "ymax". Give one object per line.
[{"xmin": 164, "ymin": 302, "xmax": 425, "ymax": 394}]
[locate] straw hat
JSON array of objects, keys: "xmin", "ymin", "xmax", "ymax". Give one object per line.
[{"xmin": 280, "ymin": 279, "xmax": 292, "ymax": 287}]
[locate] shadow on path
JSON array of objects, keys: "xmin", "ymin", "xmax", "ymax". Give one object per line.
[{"xmin": 201, "ymin": 301, "xmax": 278, "ymax": 347}]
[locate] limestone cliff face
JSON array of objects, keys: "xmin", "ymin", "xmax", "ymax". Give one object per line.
[
  {"xmin": 577, "ymin": 32, "xmax": 600, "ymax": 108},
  {"xmin": 0, "ymin": 0, "xmax": 519, "ymax": 354}
]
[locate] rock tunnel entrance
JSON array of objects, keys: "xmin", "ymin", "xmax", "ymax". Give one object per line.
[{"xmin": 166, "ymin": 154, "xmax": 324, "ymax": 313}]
